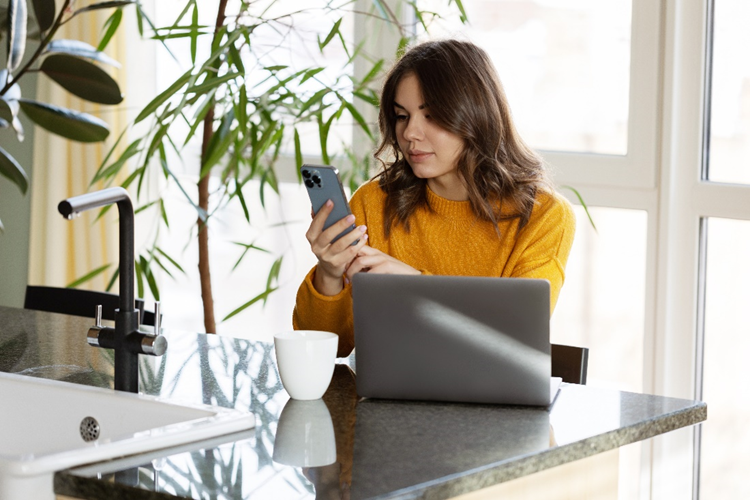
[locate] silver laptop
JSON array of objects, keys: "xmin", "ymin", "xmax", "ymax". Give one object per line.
[{"xmin": 352, "ymin": 274, "xmax": 560, "ymax": 406}]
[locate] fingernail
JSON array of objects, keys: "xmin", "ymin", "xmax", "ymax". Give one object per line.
[
  {"xmin": 363, "ymin": 234, "xmax": 369, "ymax": 241},
  {"xmin": 359, "ymin": 225, "xmax": 367, "ymax": 233},
  {"xmin": 346, "ymin": 214, "xmax": 355, "ymax": 223},
  {"xmin": 326, "ymin": 199, "xmax": 333, "ymax": 207}
]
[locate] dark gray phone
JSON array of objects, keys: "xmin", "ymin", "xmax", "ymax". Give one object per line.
[{"xmin": 301, "ymin": 164, "xmax": 358, "ymax": 244}]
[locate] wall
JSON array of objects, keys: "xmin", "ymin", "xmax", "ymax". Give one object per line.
[{"xmin": 0, "ymin": 72, "xmax": 37, "ymax": 308}]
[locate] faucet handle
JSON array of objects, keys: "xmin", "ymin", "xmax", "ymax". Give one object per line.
[
  {"xmin": 87, "ymin": 305, "xmax": 104, "ymax": 347},
  {"xmin": 153, "ymin": 301, "xmax": 161, "ymax": 336}
]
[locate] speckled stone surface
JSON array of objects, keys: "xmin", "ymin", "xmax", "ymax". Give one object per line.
[{"xmin": 0, "ymin": 306, "xmax": 706, "ymax": 500}]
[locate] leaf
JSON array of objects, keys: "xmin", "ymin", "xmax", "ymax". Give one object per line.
[
  {"xmin": 31, "ymin": 0, "xmax": 55, "ymax": 32},
  {"xmin": 40, "ymin": 54, "xmax": 123, "ymax": 104},
  {"xmin": 452, "ymin": 0, "xmax": 469, "ymax": 23},
  {"xmin": 65, "ymin": 264, "xmax": 112, "ymax": 288},
  {"xmin": 135, "ymin": 69, "xmax": 192, "ymax": 124},
  {"xmin": 45, "ymin": 40, "xmax": 120, "ymax": 67},
  {"xmin": 0, "ymin": 146, "xmax": 29, "ymax": 193},
  {"xmin": 1, "ymin": 96, "xmax": 24, "ymax": 140},
  {"xmin": 356, "ymin": 59, "xmax": 384, "ymax": 90},
  {"xmin": 297, "ymin": 88, "xmax": 330, "ymax": 117},
  {"xmin": 562, "ymin": 185, "xmax": 597, "ymax": 232},
  {"xmin": 342, "ymin": 99, "xmax": 373, "ymax": 139},
  {"xmin": 222, "ymin": 287, "xmax": 278, "ymax": 322},
  {"xmin": 0, "ymin": 96, "xmax": 19, "ymax": 123},
  {"xmin": 72, "ymin": 1, "xmax": 135, "ymax": 15},
  {"xmin": 19, "ymin": 99, "xmax": 110, "ymax": 142},
  {"xmin": 318, "ymin": 17, "xmax": 342, "ymax": 51},
  {"xmin": 396, "ymin": 36, "xmax": 410, "ymax": 58},
  {"xmin": 0, "ymin": 70, "xmax": 21, "ymax": 100},
  {"xmin": 159, "ymin": 199, "xmax": 169, "ymax": 228},
  {"xmin": 133, "ymin": 260, "xmax": 144, "ymax": 300},
  {"xmin": 7, "ymin": 0, "xmax": 28, "ymax": 72},
  {"xmin": 300, "ymin": 67, "xmax": 325, "ymax": 84},
  {"xmin": 228, "ymin": 40, "xmax": 245, "ymax": 74},
  {"xmin": 155, "ymin": 247, "xmax": 185, "ymax": 273},
  {"xmin": 105, "ymin": 266, "xmax": 119, "ymax": 292},
  {"xmin": 97, "ymin": 8, "xmax": 122, "ymax": 52},
  {"xmin": 294, "ymin": 128, "xmax": 303, "ymax": 173},
  {"xmin": 186, "ymin": 71, "xmax": 241, "ymax": 95},
  {"xmin": 190, "ymin": 3, "xmax": 198, "ymax": 64},
  {"xmin": 139, "ymin": 255, "xmax": 159, "ymax": 301},
  {"xmin": 353, "ymin": 90, "xmax": 379, "ymax": 107}
]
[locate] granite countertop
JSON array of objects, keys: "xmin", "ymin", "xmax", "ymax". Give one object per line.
[{"xmin": 0, "ymin": 306, "xmax": 707, "ymax": 499}]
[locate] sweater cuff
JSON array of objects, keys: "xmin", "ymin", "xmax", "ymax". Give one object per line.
[{"xmin": 302, "ymin": 266, "xmax": 351, "ymax": 300}]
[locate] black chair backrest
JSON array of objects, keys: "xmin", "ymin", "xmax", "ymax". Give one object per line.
[
  {"xmin": 24, "ymin": 285, "xmax": 155, "ymax": 326},
  {"xmin": 551, "ymin": 343, "xmax": 589, "ymax": 385}
]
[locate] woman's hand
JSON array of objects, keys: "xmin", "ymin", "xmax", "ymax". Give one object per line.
[
  {"xmin": 306, "ymin": 200, "xmax": 368, "ymax": 296},
  {"xmin": 346, "ymin": 245, "xmax": 420, "ymax": 278}
]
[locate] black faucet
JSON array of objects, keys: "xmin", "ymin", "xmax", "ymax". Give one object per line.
[{"xmin": 58, "ymin": 187, "xmax": 167, "ymax": 393}]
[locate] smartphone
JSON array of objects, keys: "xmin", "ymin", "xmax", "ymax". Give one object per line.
[{"xmin": 301, "ymin": 164, "xmax": 358, "ymax": 244}]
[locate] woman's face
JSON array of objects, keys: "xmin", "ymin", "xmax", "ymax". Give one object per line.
[{"xmin": 393, "ymin": 73, "xmax": 466, "ymax": 200}]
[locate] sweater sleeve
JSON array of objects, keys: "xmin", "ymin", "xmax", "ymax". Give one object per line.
[
  {"xmin": 291, "ymin": 183, "xmax": 374, "ymax": 357},
  {"xmin": 508, "ymin": 192, "xmax": 576, "ymax": 313},
  {"xmin": 292, "ymin": 267, "xmax": 355, "ymax": 357}
]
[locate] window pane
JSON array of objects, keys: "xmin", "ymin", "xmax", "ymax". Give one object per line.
[
  {"xmin": 707, "ymin": 0, "xmax": 750, "ymax": 184},
  {"xmin": 699, "ymin": 218, "xmax": 750, "ymax": 498},
  {"xmin": 417, "ymin": 0, "xmax": 632, "ymax": 155},
  {"xmin": 551, "ymin": 205, "xmax": 647, "ymax": 500}
]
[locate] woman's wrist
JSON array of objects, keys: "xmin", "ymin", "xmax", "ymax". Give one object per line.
[{"xmin": 313, "ymin": 267, "xmax": 345, "ymax": 296}]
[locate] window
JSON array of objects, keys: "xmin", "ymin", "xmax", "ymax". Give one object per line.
[
  {"xmin": 419, "ymin": 0, "xmax": 632, "ymax": 155},
  {"xmin": 698, "ymin": 218, "xmax": 750, "ymax": 498}
]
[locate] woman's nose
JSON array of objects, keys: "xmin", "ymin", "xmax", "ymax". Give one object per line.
[{"xmin": 403, "ymin": 116, "xmax": 424, "ymax": 141}]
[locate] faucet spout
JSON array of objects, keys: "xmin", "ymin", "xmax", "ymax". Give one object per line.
[{"xmin": 58, "ymin": 187, "xmax": 135, "ymax": 315}]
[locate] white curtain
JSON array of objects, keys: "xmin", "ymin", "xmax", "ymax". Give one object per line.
[{"xmin": 28, "ymin": 9, "xmax": 129, "ymax": 291}]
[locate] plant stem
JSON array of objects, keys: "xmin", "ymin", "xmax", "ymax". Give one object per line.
[{"xmin": 197, "ymin": 0, "xmax": 229, "ymax": 334}]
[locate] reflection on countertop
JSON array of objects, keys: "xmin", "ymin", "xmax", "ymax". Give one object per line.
[{"xmin": 0, "ymin": 306, "xmax": 706, "ymax": 500}]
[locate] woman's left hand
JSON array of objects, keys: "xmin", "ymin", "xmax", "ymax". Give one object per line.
[{"xmin": 346, "ymin": 245, "xmax": 420, "ymax": 278}]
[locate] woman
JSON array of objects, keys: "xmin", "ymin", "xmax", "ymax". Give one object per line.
[{"xmin": 293, "ymin": 39, "xmax": 576, "ymax": 357}]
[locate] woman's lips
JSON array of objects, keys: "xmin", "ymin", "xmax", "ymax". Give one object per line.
[{"xmin": 408, "ymin": 150, "xmax": 433, "ymax": 162}]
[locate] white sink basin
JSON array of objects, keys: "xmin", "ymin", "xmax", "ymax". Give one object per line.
[{"xmin": 0, "ymin": 371, "xmax": 255, "ymax": 499}]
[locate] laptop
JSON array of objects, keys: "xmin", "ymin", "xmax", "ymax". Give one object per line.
[{"xmin": 352, "ymin": 274, "xmax": 561, "ymax": 406}]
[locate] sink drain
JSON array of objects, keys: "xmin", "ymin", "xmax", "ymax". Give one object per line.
[{"xmin": 80, "ymin": 416, "xmax": 100, "ymax": 442}]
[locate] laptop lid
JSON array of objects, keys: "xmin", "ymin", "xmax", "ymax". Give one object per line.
[{"xmin": 352, "ymin": 274, "xmax": 553, "ymax": 406}]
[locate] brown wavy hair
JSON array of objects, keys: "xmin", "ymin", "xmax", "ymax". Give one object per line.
[{"xmin": 374, "ymin": 39, "xmax": 552, "ymax": 237}]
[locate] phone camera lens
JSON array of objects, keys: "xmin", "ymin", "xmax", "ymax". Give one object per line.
[
  {"xmin": 302, "ymin": 170, "xmax": 311, "ymax": 178},
  {"xmin": 312, "ymin": 175, "xmax": 321, "ymax": 184},
  {"xmin": 305, "ymin": 179, "xmax": 314, "ymax": 188}
]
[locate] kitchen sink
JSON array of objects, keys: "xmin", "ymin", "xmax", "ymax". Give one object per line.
[{"xmin": 0, "ymin": 371, "xmax": 255, "ymax": 499}]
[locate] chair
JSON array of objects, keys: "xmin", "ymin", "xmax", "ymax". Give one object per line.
[
  {"xmin": 24, "ymin": 285, "xmax": 156, "ymax": 326},
  {"xmin": 551, "ymin": 343, "xmax": 589, "ymax": 384}
]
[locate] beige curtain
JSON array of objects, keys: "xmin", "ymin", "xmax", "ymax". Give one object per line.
[{"xmin": 28, "ymin": 9, "xmax": 128, "ymax": 291}]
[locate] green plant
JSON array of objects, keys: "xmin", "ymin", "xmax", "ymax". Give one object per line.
[
  {"xmin": 90, "ymin": 1, "xmax": 466, "ymax": 334},
  {"xmin": 0, "ymin": 0, "xmax": 145, "ymax": 232}
]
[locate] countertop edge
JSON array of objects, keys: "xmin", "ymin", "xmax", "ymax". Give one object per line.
[{"xmin": 374, "ymin": 401, "xmax": 707, "ymax": 500}]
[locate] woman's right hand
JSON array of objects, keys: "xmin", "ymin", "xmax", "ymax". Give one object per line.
[{"xmin": 306, "ymin": 199, "xmax": 368, "ymax": 296}]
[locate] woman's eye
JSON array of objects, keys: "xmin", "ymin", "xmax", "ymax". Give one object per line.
[{"xmin": 395, "ymin": 114, "xmax": 407, "ymax": 121}]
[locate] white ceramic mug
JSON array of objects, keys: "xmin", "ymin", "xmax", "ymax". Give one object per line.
[
  {"xmin": 272, "ymin": 398, "xmax": 336, "ymax": 467},
  {"xmin": 273, "ymin": 330, "xmax": 338, "ymax": 400}
]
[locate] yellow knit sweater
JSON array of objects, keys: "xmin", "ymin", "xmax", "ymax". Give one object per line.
[{"xmin": 293, "ymin": 181, "xmax": 576, "ymax": 357}]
